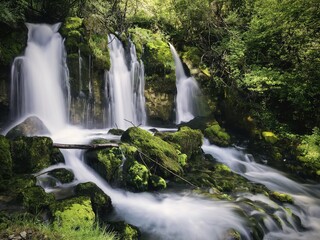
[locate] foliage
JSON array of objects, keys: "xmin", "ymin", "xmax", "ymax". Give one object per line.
[{"xmin": 0, "ymin": 135, "xmax": 12, "ymax": 179}]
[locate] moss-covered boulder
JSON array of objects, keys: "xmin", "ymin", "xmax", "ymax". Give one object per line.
[
  {"xmin": 75, "ymin": 182, "xmax": 113, "ymax": 222},
  {"xmin": 21, "ymin": 186, "xmax": 55, "ymax": 214},
  {"xmin": 121, "ymin": 127, "xmax": 183, "ymax": 177},
  {"xmin": 10, "ymin": 136, "xmax": 63, "ymax": 174},
  {"xmin": 0, "ymin": 135, "xmax": 12, "ymax": 180},
  {"xmin": 204, "ymin": 122, "xmax": 231, "ymax": 147},
  {"xmin": 84, "ymin": 139, "xmax": 123, "ymax": 183},
  {"xmin": 156, "ymin": 126, "xmax": 203, "ymax": 161},
  {"xmin": 6, "ymin": 116, "xmax": 50, "ymax": 140},
  {"xmin": 109, "ymin": 221, "xmax": 140, "ymax": 240},
  {"xmin": 125, "ymin": 160, "xmax": 150, "ymax": 191},
  {"xmin": 149, "ymin": 175, "xmax": 167, "ymax": 190},
  {"xmin": 108, "ymin": 128, "xmax": 125, "ymax": 136},
  {"xmin": 51, "ymin": 196, "xmax": 95, "ymax": 232},
  {"xmin": 48, "ymin": 168, "xmax": 74, "ymax": 183}
]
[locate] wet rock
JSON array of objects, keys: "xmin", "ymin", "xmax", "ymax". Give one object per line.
[{"xmin": 6, "ymin": 116, "xmax": 50, "ymax": 140}]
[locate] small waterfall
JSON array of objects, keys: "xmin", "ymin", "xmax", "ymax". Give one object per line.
[
  {"xmin": 169, "ymin": 44, "xmax": 202, "ymax": 124},
  {"xmin": 10, "ymin": 23, "xmax": 69, "ymax": 132},
  {"xmin": 105, "ymin": 35, "xmax": 146, "ymax": 129}
]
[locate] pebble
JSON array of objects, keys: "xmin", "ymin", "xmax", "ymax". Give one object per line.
[{"xmin": 20, "ymin": 231, "xmax": 27, "ymax": 239}]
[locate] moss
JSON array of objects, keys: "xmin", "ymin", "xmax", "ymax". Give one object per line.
[
  {"xmin": 149, "ymin": 175, "xmax": 167, "ymax": 190},
  {"xmin": 204, "ymin": 122, "xmax": 231, "ymax": 147},
  {"xmin": 88, "ymin": 34, "xmax": 110, "ymax": 70},
  {"xmin": 108, "ymin": 128, "xmax": 125, "ymax": 136},
  {"xmin": 156, "ymin": 126, "xmax": 203, "ymax": 160},
  {"xmin": 126, "ymin": 161, "xmax": 150, "ymax": 191},
  {"xmin": 21, "ymin": 186, "xmax": 55, "ymax": 214},
  {"xmin": 121, "ymin": 127, "xmax": 183, "ymax": 177},
  {"xmin": 10, "ymin": 136, "xmax": 56, "ymax": 174},
  {"xmin": 51, "ymin": 197, "xmax": 95, "ymax": 232},
  {"xmin": 215, "ymin": 163, "xmax": 232, "ymax": 173},
  {"xmin": 110, "ymin": 221, "xmax": 140, "ymax": 240},
  {"xmin": 262, "ymin": 131, "xmax": 279, "ymax": 144},
  {"xmin": 270, "ymin": 191, "xmax": 293, "ymax": 204},
  {"xmin": 48, "ymin": 169, "xmax": 74, "ymax": 183},
  {"xmin": 0, "ymin": 135, "xmax": 12, "ymax": 180},
  {"xmin": 75, "ymin": 182, "xmax": 113, "ymax": 222},
  {"xmin": 85, "ymin": 140, "xmax": 123, "ymax": 183}
]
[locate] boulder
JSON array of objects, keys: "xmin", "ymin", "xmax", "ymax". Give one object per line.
[
  {"xmin": 6, "ymin": 116, "xmax": 50, "ymax": 139},
  {"xmin": 204, "ymin": 122, "xmax": 231, "ymax": 147}
]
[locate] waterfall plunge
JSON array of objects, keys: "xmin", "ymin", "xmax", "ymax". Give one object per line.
[
  {"xmin": 105, "ymin": 35, "xmax": 146, "ymax": 129},
  {"xmin": 169, "ymin": 44, "xmax": 202, "ymax": 124},
  {"xmin": 10, "ymin": 23, "xmax": 69, "ymax": 133}
]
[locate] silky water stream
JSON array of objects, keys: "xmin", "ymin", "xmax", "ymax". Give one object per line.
[{"xmin": 6, "ymin": 23, "xmax": 320, "ymax": 239}]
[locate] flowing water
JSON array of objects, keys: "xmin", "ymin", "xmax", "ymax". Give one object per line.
[
  {"xmin": 6, "ymin": 24, "xmax": 320, "ymax": 239},
  {"xmin": 169, "ymin": 44, "xmax": 202, "ymax": 124},
  {"xmin": 10, "ymin": 23, "xmax": 70, "ymax": 132},
  {"xmin": 105, "ymin": 35, "xmax": 146, "ymax": 129}
]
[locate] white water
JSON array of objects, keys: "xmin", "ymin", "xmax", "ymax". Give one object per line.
[
  {"xmin": 169, "ymin": 44, "xmax": 202, "ymax": 124},
  {"xmin": 105, "ymin": 35, "xmax": 146, "ymax": 129},
  {"xmin": 10, "ymin": 23, "xmax": 69, "ymax": 133},
  {"xmin": 202, "ymin": 142, "xmax": 320, "ymax": 239}
]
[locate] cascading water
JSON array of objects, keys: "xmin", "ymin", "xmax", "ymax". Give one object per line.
[
  {"xmin": 105, "ymin": 35, "xmax": 146, "ymax": 129},
  {"xmin": 169, "ymin": 44, "xmax": 202, "ymax": 124},
  {"xmin": 10, "ymin": 23, "xmax": 69, "ymax": 133}
]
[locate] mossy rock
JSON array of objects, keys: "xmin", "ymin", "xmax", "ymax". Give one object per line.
[
  {"xmin": 204, "ymin": 122, "xmax": 231, "ymax": 147},
  {"xmin": 48, "ymin": 168, "xmax": 74, "ymax": 183},
  {"xmin": 270, "ymin": 191, "xmax": 293, "ymax": 204},
  {"xmin": 88, "ymin": 34, "xmax": 110, "ymax": 70},
  {"xmin": 10, "ymin": 136, "xmax": 60, "ymax": 174},
  {"xmin": 0, "ymin": 135, "xmax": 12, "ymax": 180},
  {"xmin": 21, "ymin": 186, "xmax": 55, "ymax": 214},
  {"xmin": 6, "ymin": 116, "xmax": 50, "ymax": 140},
  {"xmin": 84, "ymin": 139, "xmax": 123, "ymax": 183},
  {"xmin": 75, "ymin": 182, "xmax": 113, "ymax": 222},
  {"xmin": 109, "ymin": 221, "xmax": 140, "ymax": 240},
  {"xmin": 108, "ymin": 128, "xmax": 125, "ymax": 136},
  {"xmin": 149, "ymin": 175, "xmax": 166, "ymax": 190},
  {"xmin": 125, "ymin": 160, "xmax": 150, "ymax": 191},
  {"xmin": 262, "ymin": 131, "xmax": 278, "ymax": 144},
  {"xmin": 121, "ymin": 127, "xmax": 183, "ymax": 177},
  {"xmin": 51, "ymin": 196, "xmax": 95, "ymax": 231},
  {"xmin": 156, "ymin": 126, "xmax": 203, "ymax": 160}
]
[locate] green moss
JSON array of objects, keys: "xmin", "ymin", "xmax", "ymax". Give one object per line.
[
  {"xmin": 262, "ymin": 131, "xmax": 279, "ymax": 144},
  {"xmin": 10, "ymin": 137, "xmax": 56, "ymax": 174},
  {"xmin": 204, "ymin": 122, "xmax": 231, "ymax": 146},
  {"xmin": 21, "ymin": 186, "xmax": 55, "ymax": 214},
  {"xmin": 156, "ymin": 126, "xmax": 203, "ymax": 160},
  {"xmin": 88, "ymin": 34, "xmax": 110, "ymax": 70},
  {"xmin": 0, "ymin": 135, "xmax": 12, "ymax": 180},
  {"xmin": 127, "ymin": 161, "xmax": 150, "ymax": 191},
  {"xmin": 215, "ymin": 163, "xmax": 232, "ymax": 173},
  {"xmin": 85, "ymin": 142, "xmax": 123, "ymax": 183},
  {"xmin": 108, "ymin": 128, "xmax": 125, "ymax": 136},
  {"xmin": 110, "ymin": 221, "xmax": 140, "ymax": 240},
  {"xmin": 270, "ymin": 191, "xmax": 293, "ymax": 204},
  {"xmin": 48, "ymin": 169, "xmax": 74, "ymax": 183},
  {"xmin": 75, "ymin": 182, "xmax": 113, "ymax": 222},
  {"xmin": 149, "ymin": 175, "xmax": 167, "ymax": 190},
  {"xmin": 51, "ymin": 197, "xmax": 95, "ymax": 232},
  {"xmin": 121, "ymin": 127, "xmax": 183, "ymax": 177}
]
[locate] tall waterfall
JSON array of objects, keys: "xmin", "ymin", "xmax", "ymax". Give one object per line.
[
  {"xmin": 169, "ymin": 44, "xmax": 202, "ymax": 124},
  {"xmin": 10, "ymin": 23, "xmax": 70, "ymax": 132},
  {"xmin": 105, "ymin": 35, "xmax": 146, "ymax": 129}
]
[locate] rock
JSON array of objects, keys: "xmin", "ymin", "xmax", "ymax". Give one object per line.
[
  {"xmin": 108, "ymin": 128, "xmax": 125, "ymax": 136},
  {"xmin": 10, "ymin": 136, "xmax": 63, "ymax": 174},
  {"xmin": 75, "ymin": 182, "xmax": 113, "ymax": 222},
  {"xmin": 6, "ymin": 116, "xmax": 50, "ymax": 140},
  {"xmin": 125, "ymin": 160, "xmax": 150, "ymax": 191},
  {"xmin": 109, "ymin": 221, "xmax": 140, "ymax": 240},
  {"xmin": 48, "ymin": 168, "xmax": 74, "ymax": 183},
  {"xmin": 262, "ymin": 131, "xmax": 278, "ymax": 144},
  {"xmin": 51, "ymin": 196, "xmax": 95, "ymax": 231},
  {"xmin": 149, "ymin": 175, "xmax": 167, "ymax": 190},
  {"xmin": 19, "ymin": 231, "xmax": 27, "ymax": 239},
  {"xmin": 84, "ymin": 139, "xmax": 123, "ymax": 183},
  {"xmin": 121, "ymin": 127, "xmax": 183, "ymax": 177},
  {"xmin": 204, "ymin": 122, "xmax": 231, "ymax": 147},
  {"xmin": 270, "ymin": 191, "xmax": 293, "ymax": 204}
]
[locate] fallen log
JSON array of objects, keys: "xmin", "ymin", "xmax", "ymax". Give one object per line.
[{"xmin": 53, "ymin": 143, "xmax": 119, "ymax": 149}]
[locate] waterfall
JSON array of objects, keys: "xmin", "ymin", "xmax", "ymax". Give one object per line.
[
  {"xmin": 105, "ymin": 35, "xmax": 146, "ymax": 129},
  {"xmin": 10, "ymin": 23, "xmax": 69, "ymax": 132},
  {"xmin": 169, "ymin": 44, "xmax": 202, "ymax": 124}
]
